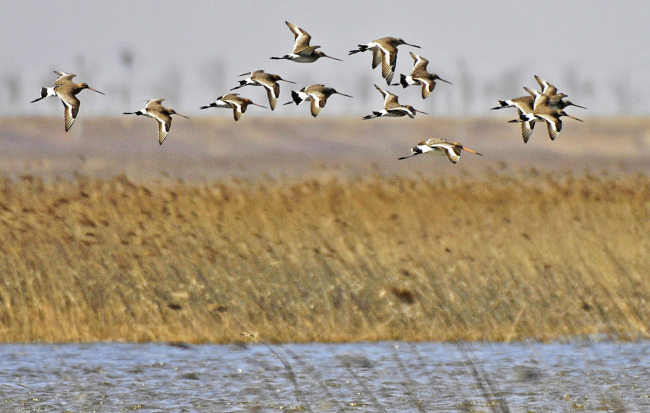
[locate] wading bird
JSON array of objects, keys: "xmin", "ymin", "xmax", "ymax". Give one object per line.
[
  {"xmin": 124, "ymin": 99, "xmax": 189, "ymax": 145},
  {"xmin": 349, "ymin": 37, "xmax": 420, "ymax": 85},
  {"xmin": 491, "ymin": 94, "xmax": 536, "ymax": 143},
  {"xmin": 524, "ymin": 86, "xmax": 587, "ymax": 112},
  {"xmin": 516, "ymin": 86, "xmax": 585, "ymax": 140},
  {"xmin": 493, "ymin": 74, "xmax": 587, "ymax": 143},
  {"xmin": 200, "ymin": 93, "xmax": 267, "ymax": 121},
  {"xmin": 398, "ymin": 138, "xmax": 483, "ymax": 163},
  {"xmin": 270, "ymin": 21, "xmax": 342, "ymax": 63},
  {"xmin": 31, "ymin": 71, "xmax": 104, "ymax": 132},
  {"xmin": 396, "ymin": 52, "xmax": 451, "ymax": 98},
  {"xmin": 232, "ymin": 70, "xmax": 295, "ymax": 110},
  {"xmin": 363, "ymin": 84, "xmax": 427, "ymax": 120},
  {"xmin": 533, "ymin": 74, "xmax": 569, "ymax": 97},
  {"xmin": 284, "ymin": 84, "xmax": 352, "ymax": 117},
  {"xmin": 511, "ymin": 106, "xmax": 583, "ymax": 141}
]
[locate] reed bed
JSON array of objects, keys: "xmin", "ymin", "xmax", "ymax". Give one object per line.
[{"xmin": 0, "ymin": 171, "xmax": 648, "ymax": 343}]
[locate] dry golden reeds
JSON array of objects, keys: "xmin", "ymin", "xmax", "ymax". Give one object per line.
[{"xmin": 0, "ymin": 172, "xmax": 648, "ymax": 343}]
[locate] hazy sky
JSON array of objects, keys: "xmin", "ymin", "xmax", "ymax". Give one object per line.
[{"xmin": 1, "ymin": 1, "xmax": 649, "ymax": 117}]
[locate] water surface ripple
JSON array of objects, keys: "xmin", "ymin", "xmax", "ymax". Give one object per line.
[{"xmin": 0, "ymin": 341, "xmax": 648, "ymax": 412}]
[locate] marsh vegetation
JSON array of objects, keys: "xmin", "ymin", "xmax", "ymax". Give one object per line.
[{"xmin": 0, "ymin": 171, "xmax": 647, "ymax": 343}]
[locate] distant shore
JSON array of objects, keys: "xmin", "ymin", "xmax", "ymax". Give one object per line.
[{"xmin": 0, "ymin": 117, "xmax": 648, "ymax": 181}]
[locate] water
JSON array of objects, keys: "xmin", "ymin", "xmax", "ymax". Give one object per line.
[{"xmin": 0, "ymin": 340, "xmax": 647, "ymax": 412}]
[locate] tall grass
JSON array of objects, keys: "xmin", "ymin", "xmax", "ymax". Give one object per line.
[{"xmin": 0, "ymin": 171, "xmax": 648, "ymax": 343}]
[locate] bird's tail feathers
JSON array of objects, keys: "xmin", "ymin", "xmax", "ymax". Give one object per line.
[
  {"xmin": 491, "ymin": 100, "xmax": 509, "ymax": 110},
  {"xmin": 348, "ymin": 44, "xmax": 367, "ymax": 55},
  {"xmin": 400, "ymin": 74, "xmax": 409, "ymax": 88}
]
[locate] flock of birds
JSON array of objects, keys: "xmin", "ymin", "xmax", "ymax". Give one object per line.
[{"xmin": 30, "ymin": 21, "xmax": 586, "ymax": 163}]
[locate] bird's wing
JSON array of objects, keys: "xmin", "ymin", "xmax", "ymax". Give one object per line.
[
  {"xmin": 515, "ymin": 109, "xmax": 535, "ymax": 143},
  {"xmin": 291, "ymin": 26, "xmax": 318, "ymax": 54},
  {"xmin": 286, "ymin": 21, "xmax": 313, "ymax": 52},
  {"xmin": 378, "ymin": 43, "xmax": 398, "ymax": 84},
  {"xmin": 373, "ymin": 84, "xmax": 397, "ymax": 109},
  {"xmin": 309, "ymin": 91, "xmax": 327, "ymax": 117},
  {"xmin": 151, "ymin": 112, "xmax": 172, "ymax": 145},
  {"xmin": 440, "ymin": 144, "xmax": 461, "ymax": 163},
  {"xmin": 537, "ymin": 114, "xmax": 561, "ymax": 140},
  {"xmin": 411, "ymin": 53, "xmax": 429, "ymax": 72},
  {"xmin": 256, "ymin": 79, "xmax": 280, "ymax": 110},
  {"xmin": 59, "ymin": 95, "xmax": 80, "ymax": 132},
  {"xmin": 147, "ymin": 99, "xmax": 165, "ymax": 108},
  {"xmin": 417, "ymin": 78, "xmax": 434, "ymax": 98},
  {"xmin": 232, "ymin": 104, "xmax": 243, "ymax": 121},
  {"xmin": 371, "ymin": 47, "xmax": 382, "ymax": 69},
  {"xmin": 54, "ymin": 72, "xmax": 76, "ymax": 85}
]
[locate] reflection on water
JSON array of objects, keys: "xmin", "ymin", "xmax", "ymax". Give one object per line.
[{"xmin": 0, "ymin": 340, "xmax": 647, "ymax": 412}]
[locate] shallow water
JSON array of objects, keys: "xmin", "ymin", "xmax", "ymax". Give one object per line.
[{"xmin": 0, "ymin": 340, "xmax": 647, "ymax": 412}]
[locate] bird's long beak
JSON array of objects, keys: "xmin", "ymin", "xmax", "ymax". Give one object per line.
[
  {"xmin": 572, "ymin": 103, "xmax": 587, "ymax": 109},
  {"xmin": 398, "ymin": 153, "xmax": 417, "ymax": 160},
  {"xmin": 462, "ymin": 147, "xmax": 483, "ymax": 156},
  {"xmin": 415, "ymin": 109, "xmax": 428, "ymax": 115},
  {"xmin": 176, "ymin": 113, "xmax": 190, "ymax": 119},
  {"xmin": 337, "ymin": 92, "xmax": 353, "ymax": 98},
  {"xmin": 89, "ymin": 87, "xmax": 105, "ymax": 95},
  {"xmin": 283, "ymin": 101, "xmax": 294, "ymax": 106},
  {"xmin": 282, "ymin": 79, "xmax": 296, "ymax": 84},
  {"xmin": 438, "ymin": 77, "xmax": 452, "ymax": 85},
  {"xmin": 566, "ymin": 114, "xmax": 583, "ymax": 122},
  {"xmin": 238, "ymin": 72, "xmax": 252, "ymax": 77},
  {"xmin": 406, "ymin": 43, "xmax": 421, "ymax": 48},
  {"xmin": 324, "ymin": 54, "xmax": 343, "ymax": 62},
  {"xmin": 252, "ymin": 103, "xmax": 268, "ymax": 108}
]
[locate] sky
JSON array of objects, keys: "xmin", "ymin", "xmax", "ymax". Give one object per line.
[{"xmin": 1, "ymin": 1, "xmax": 649, "ymax": 117}]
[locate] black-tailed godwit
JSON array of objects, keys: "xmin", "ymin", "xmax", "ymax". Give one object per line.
[
  {"xmin": 30, "ymin": 71, "xmax": 104, "ymax": 132},
  {"xmin": 200, "ymin": 93, "xmax": 266, "ymax": 121},
  {"xmin": 396, "ymin": 52, "xmax": 451, "ymax": 98},
  {"xmin": 529, "ymin": 77, "xmax": 586, "ymax": 110},
  {"xmin": 231, "ymin": 70, "xmax": 295, "ymax": 110},
  {"xmin": 398, "ymin": 138, "xmax": 483, "ymax": 163},
  {"xmin": 270, "ymin": 21, "xmax": 342, "ymax": 63},
  {"xmin": 123, "ymin": 99, "xmax": 189, "ymax": 145},
  {"xmin": 491, "ymin": 94, "xmax": 536, "ymax": 143},
  {"xmin": 363, "ymin": 84, "xmax": 427, "ymax": 120},
  {"xmin": 349, "ymin": 37, "xmax": 420, "ymax": 85},
  {"xmin": 512, "ymin": 107, "xmax": 583, "ymax": 141},
  {"xmin": 284, "ymin": 84, "xmax": 352, "ymax": 117}
]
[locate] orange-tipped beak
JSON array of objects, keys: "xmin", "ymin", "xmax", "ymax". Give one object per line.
[
  {"xmin": 462, "ymin": 147, "xmax": 483, "ymax": 156},
  {"xmin": 176, "ymin": 113, "xmax": 190, "ymax": 119},
  {"xmin": 89, "ymin": 87, "xmax": 105, "ymax": 95}
]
